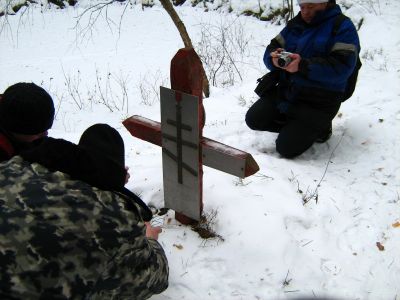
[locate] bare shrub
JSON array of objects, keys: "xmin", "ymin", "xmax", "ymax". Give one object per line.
[
  {"xmin": 63, "ymin": 68, "xmax": 85, "ymax": 110},
  {"xmin": 195, "ymin": 16, "xmax": 252, "ymax": 87},
  {"xmin": 362, "ymin": 47, "xmax": 388, "ymax": 71},
  {"xmin": 62, "ymin": 68, "xmax": 131, "ymax": 112},
  {"xmin": 191, "ymin": 209, "xmax": 224, "ymax": 245},
  {"xmin": 348, "ymin": 0, "xmax": 381, "ymax": 15},
  {"xmin": 136, "ymin": 69, "xmax": 168, "ymax": 106}
]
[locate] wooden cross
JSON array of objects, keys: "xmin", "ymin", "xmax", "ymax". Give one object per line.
[{"xmin": 123, "ymin": 48, "xmax": 259, "ymax": 224}]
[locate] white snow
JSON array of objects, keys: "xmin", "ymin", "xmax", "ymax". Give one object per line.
[{"xmin": 0, "ymin": 0, "xmax": 399, "ymax": 299}]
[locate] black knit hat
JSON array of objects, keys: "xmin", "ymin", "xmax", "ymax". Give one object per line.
[
  {"xmin": 0, "ymin": 82, "xmax": 55, "ymax": 135},
  {"xmin": 78, "ymin": 123, "xmax": 126, "ymax": 188}
]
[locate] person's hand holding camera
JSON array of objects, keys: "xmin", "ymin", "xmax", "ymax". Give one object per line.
[
  {"xmin": 271, "ymin": 48, "xmax": 301, "ymax": 73},
  {"xmin": 271, "ymin": 48, "xmax": 284, "ymax": 68}
]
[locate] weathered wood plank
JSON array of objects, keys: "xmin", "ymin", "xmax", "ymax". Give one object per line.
[
  {"xmin": 202, "ymin": 138, "xmax": 259, "ymax": 178},
  {"xmin": 123, "ymin": 115, "xmax": 162, "ymax": 147},
  {"xmin": 123, "ymin": 115, "xmax": 259, "ymax": 178}
]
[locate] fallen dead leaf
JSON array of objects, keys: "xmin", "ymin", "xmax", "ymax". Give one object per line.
[
  {"xmin": 376, "ymin": 242, "xmax": 385, "ymax": 251},
  {"xmin": 392, "ymin": 222, "xmax": 400, "ymax": 228},
  {"xmin": 173, "ymin": 244, "xmax": 183, "ymax": 250}
]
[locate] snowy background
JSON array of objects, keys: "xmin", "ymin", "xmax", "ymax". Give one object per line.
[{"xmin": 1, "ymin": 0, "xmax": 399, "ymax": 299}]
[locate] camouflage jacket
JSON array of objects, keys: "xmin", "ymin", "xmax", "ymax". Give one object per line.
[{"xmin": 0, "ymin": 156, "xmax": 168, "ymax": 299}]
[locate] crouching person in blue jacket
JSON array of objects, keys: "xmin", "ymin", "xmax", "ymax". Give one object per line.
[
  {"xmin": 246, "ymin": 0, "xmax": 360, "ymax": 158},
  {"xmin": 0, "ymin": 124, "xmax": 168, "ymax": 299}
]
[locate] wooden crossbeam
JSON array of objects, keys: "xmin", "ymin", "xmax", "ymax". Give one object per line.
[{"xmin": 123, "ymin": 115, "xmax": 259, "ymax": 178}]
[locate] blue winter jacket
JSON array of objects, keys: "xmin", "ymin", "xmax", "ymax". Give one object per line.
[{"xmin": 264, "ymin": 5, "xmax": 360, "ymax": 106}]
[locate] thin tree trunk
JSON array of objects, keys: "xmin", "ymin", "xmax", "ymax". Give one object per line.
[{"xmin": 159, "ymin": 0, "xmax": 210, "ymax": 97}]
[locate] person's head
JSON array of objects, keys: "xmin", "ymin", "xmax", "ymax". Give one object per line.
[
  {"xmin": 0, "ymin": 82, "xmax": 55, "ymax": 143},
  {"xmin": 78, "ymin": 123, "xmax": 127, "ymax": 188},
  {"xmin": 297, "ymin": 0, "xmax": 329, "ymax": 23}
]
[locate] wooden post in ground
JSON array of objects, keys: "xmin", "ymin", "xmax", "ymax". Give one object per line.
[{"xmin": 123, "ymin": 48, "xmax": 259, "ymax": 225}]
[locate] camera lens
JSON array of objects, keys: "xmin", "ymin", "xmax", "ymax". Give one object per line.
[
  {"xmin": 277, "ymin": 54, "xmax": 293, "ymax": 67},
  {"xmin": 278, "ymin": 57, "xmax": 288, "ymax": 67}
]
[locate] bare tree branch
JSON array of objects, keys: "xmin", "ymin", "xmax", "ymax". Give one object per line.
[{"xmin": 159, "ymin": 0, "xmax": 210, "ymax": 97}]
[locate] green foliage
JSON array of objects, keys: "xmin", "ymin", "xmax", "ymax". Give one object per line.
[
  {"xmin": 48, "ymin": 0, "xmax": 65, "ymax": 8},
  {"xmin": 190, "ymin": 0, "xmax": 202, "ymax": 7},
  {"xmin": 173, "ymin": 0, "xmax": 186, "ymax": 5},
  {"xmin": 12, "ymin": 2, "xmax": 28, "ymax": 13},
  {"xmin": 242, "ymin": 9, "xmax": 263, "ymax": 18},
  {"xmin": 1, "ymin": 0, "xmax": 292, "ymax": 23},
  {"xmin": 261, "ymin": 7, "xmax": 290, "ymax": 22},
  {"xmin": 239, "ymin": 6, "xmax": 290, "ymax": 23},
  {"xmin": 68, "ymin": 0, "xmax": 77, "ymax": 6}
]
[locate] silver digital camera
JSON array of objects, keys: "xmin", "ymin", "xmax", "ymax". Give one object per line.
[{"xmin": 277, "ymin": 51, "xmax": 293, "ymax": 68}]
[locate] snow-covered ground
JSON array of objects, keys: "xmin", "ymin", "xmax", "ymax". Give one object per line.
[{"xmin": 0, "ymin": 0, "xmax": 399, "ymax": 299}]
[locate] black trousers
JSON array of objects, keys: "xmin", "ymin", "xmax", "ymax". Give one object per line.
[{"xmin": 245, "ymin": 90, "xmax": 340, "ymax": 158}]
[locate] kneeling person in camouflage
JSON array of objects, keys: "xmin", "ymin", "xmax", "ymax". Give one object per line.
[{"xmin": 0, "ymin": 124, "xmax": 168, "ymax": 299}]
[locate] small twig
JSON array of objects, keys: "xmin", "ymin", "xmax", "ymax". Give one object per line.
[
  {"xmin": 255, "ymin": 173, "xmax": 274, "ymax": 180},
  {"xmin": 116, "ymin": 0, "xmax": 131, "ymax": 41},
  {"xmin": 301, "ymin": 240, "xmax": 313, "ymax": 247},
  {"xmin": 180, "ymin": 271, "xmax": 188, "ymax": 277},
  {"xmin": 288, "ymin": 170, "xmax": 298, "ymax": 183},
  {"xmin": 303, "ymin": 130, "xmax": 346, "ymax": 205},
  {"xmin": 316, "ymin": 130, "xmax": 346, "ymax": 188},
  {"xmin": 233, "ymin": 178, "xmax": 251, "ymax": 186},
  {"xmin": 283, "ymin": 269, "xmax": 292, "ymax": 286},
  {"xmin": 73, "ymin": 0, "xmax": 115, "ymax": 43}
]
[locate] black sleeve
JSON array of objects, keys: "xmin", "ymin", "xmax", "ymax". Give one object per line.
[
  {"xmin": 266, "ymin": 38, "xmax": 282, "ymax": 53},
  {"xmin": 0, "ymin": 148, "xmax": 10, "ymax": 163},
  {"xmin": 119, "ymin": 188, "xmax": 153, "ymax": 222}
]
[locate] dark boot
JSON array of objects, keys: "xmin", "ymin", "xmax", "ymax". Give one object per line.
[{"xmin": 315, "ymin": 123, "xmax": 332, "ymax": 143}]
